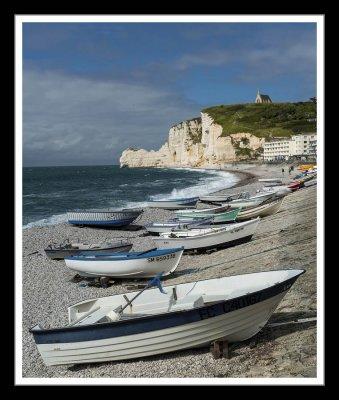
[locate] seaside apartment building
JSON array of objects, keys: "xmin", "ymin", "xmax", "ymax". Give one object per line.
[{"xmin": 263, "ymin": 133, "xmax": 317, "ymax": 162}]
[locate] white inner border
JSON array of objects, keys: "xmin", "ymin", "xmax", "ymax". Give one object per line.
[{"xmin": 15, "ymin": 14, "xmax": 324, "ymax": 386}]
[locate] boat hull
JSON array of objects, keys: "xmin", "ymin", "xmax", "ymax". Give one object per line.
[
  {"xmin": 153, "ymin": 219, "xmax": 259, "ymax": 251},
  {"xmin": 176, "ymin": 208, "xmax": 240, "ymax": 223},
  {"xmin": 199, "ymin": 192, "xmax": 250, "ymax": 204},
  {"xmin": 67, "ymin": 210, "xmax": 142, "ymax": 228},
  {"xmin": 31, "ymin": 270, "xmax": 304, "ymax": 366},
  {"xmin": 65, "ymin": 248, "xmax": 184, "ymax": 278},
  {"xmin": 145, "ymin": 219, "xmax": 212, "ymax": 235},
  {"xmin": 175, "ymin": 204, "xmax": 229, "ymax": 216},
  {"xmin": 237, "ymin": 198, "xmax": 283, "ymax": 221},
  {"xmin": 148, "ymin": 198, "xmax": 199, "ymax": 210},
  {"xmin": 45, "ymin": 244, "xmax": 133, "ymax": 260}
]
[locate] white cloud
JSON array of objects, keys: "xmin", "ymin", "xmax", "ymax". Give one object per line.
[{"xmin": 23, "ymin": 70, "xmax": 200, "ymax": 166}]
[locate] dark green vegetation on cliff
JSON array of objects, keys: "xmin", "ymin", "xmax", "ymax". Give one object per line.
[{"xmin": 202, "ymin": 102, "xmax": 316, "ymax": 138}]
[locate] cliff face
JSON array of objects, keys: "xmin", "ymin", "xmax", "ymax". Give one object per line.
[{"xmin": 119, "ymin": 113, "xmax": 265, "ymax": 168}]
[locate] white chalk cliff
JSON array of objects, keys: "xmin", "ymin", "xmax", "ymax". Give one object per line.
[{"xmin": 119, "ymin": 112, "xmax": 265, "ymax": 168}]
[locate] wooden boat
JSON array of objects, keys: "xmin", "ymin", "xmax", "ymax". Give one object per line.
[
  {"xmin": 228, "ymin": 192, "xmax": 274, "ymax": 209},
  {"xmin": 236, "ymin": 198, "xmax": 284, "ymax": 221},
  {"xmin": 65, "ymin": 247, "xmax": 184, "ymax": 278},
  {"xmin": 303, "ymin": 178, "xmax": 317, "ymax": 187},
  {"xmin": 148, "ymin": 197, "xmax": 199, "ymax": 210},
  {"xmin": 67, "ymin": 209, "xmax": 143, "ymax": 227},
  {"xmin": 287, "ymin": 181, "xmax": 303, "ymax": 191},
  {"xmin": 176, "ymin": 208, "xmax": 240, "ymax": 223},
  {"xmin": 145, "ymin": 218, "xmax": 213, "ymax": 235},
  {"xmin": 175, "ymin": 204, "xmax": 230, "ymax": 216},
  {"xmin": 261, "ymin": 186, "xmax": 292, "ymax": 198},
  {"xmin": 153, "ymin": 218, "xmax": 259, "ymax": 251},
  {"xmin": 199, "ymin": 191, "xmax": 250, "ymax": 204},
  {"xmin": 30, "ymin": 269, "xmax": 305, "ymax": 366},
  {"xmin": 44, "ymin": 240, "xmax": 133, "ymax": 260},
  {"xmin": 258, "ymin": 178, "xmax": 283, "ymax": 186}
]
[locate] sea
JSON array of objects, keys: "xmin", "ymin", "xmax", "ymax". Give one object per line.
[{"xmin": 23, "ymin": 165, "xmax": 240, "ymax": 229}]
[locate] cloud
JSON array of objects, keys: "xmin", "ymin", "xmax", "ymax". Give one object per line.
[
  {"xmin": 174, "ymin": 36, "xmax": 316, "ymax": 79},
  {"xmin": 23, "ymin": 70, "xmax": 200, "ymax": 166}
]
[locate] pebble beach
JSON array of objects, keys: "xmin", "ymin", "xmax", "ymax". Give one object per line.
[{"xmin": 22, "ymin": 163, "xmax": 317, "ymax": 378}]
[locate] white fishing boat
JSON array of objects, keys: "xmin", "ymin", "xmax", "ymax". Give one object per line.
[
  {"xmin": 237, "ymin": 198, "xmax": 284, "ymax": 221},
  {"xmin": 153, "ymin": 218, "xmax": 260, "ymax": 251},
  {"xmin": 227, "ymin": 197, "xmax": 266, "ymax": 209},
  {"xmin": 30, "ymin": 269, "xmax": 305, "ymax": 366},
  {"xmin": 303, "ymin": 179, "xmax": 317, "ymax": 187},
  {"xmin": 199, "ymin": 191, "xmax": 250, "ymax": 204},
  {"xmin": 65, "ymin": 247, "xmax": 184, "ymax": 278},
  {"xmin": 148, "ymin": 197, "xmax": 199, "ymax": 210},
  {"xmin": 45, "ymin": 239, "xmax": 133, "ymax": 260},
  {"xmin": 175, "ymin": 204, "xmax": 230, "ymax": 216},
  {"xmin": 145, "ymin": 218, "xmax": 213, "ymax": 235},
  {"xmin": 258, "ymin": 178, "xmax": 283, "ymax": 184},
  {"xmin": 261, "ymin": 185, "xmax": 292, "ymax": 198}
]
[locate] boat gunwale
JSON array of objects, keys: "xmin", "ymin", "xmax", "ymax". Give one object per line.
[
  {"xmin": 159, "ymin": 218, "xmax": 258, "ymax": 238},
  {"xmin": 64, "ymin": 247, "xmax": 184, "ymax": 261}
]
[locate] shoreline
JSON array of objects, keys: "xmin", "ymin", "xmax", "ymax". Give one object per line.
[
  {"xmin": 23, "ymin": 165, "xmax": 255, "ymax": 230},
  {"xmin": 22, "ymin": 163, "xmax": 316, "ymax": 378}
]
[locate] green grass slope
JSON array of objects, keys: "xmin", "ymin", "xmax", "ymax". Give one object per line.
[{"xmin": 202, "ymin": 102, "xmax": 316, "ymax": 138}]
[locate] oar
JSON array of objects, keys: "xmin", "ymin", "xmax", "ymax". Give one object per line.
[{"xmin": 109, "ymin": 272, "xmax": 166, "ymax": 321}]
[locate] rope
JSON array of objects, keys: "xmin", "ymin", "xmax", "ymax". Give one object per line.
[{"xmin": 266, "ymin": 317, "xmax": 317, "ymax": 328}]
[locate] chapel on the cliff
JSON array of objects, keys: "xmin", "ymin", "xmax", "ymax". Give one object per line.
[{"xmin": 255, "ymin": 90, "xmax": 272, "ymax": 104}]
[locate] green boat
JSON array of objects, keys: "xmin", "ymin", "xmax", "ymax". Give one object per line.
[{"xmin": 176, "ymin": 208, "xmax": 241, "ymax": 223}]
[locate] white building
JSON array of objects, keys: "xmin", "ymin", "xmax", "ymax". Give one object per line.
[
  {"xmin": 262, "ymin": 138, "xmax": 291, "ymax": 161},
  {"xmin": 263, "ymin": 133, "xmax": 317, "ymax": 162}
]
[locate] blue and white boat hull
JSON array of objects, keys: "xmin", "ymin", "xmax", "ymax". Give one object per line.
[
  {"xmin": 30, "ymin": 269, "xmax": 305, "ymax": 366},
  {"xmin": 148, "ymin": 197, "xmax": 199, "ymax": 210},
  {"xmin": 64, "ymin": 248, "xmax": 184, "ymax": 278},
  {"xmin": 67, "ymin": 210, "xmax": 142, "ymax": 227}
]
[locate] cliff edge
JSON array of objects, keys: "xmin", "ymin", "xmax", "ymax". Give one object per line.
[{"xmin": 119, "ymin": 102, "xmax": 316, "ymax": 168}]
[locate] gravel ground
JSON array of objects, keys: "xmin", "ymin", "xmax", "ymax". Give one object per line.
[{"xmin": 22, "ymin": 163, "xmax": 317, "ymax": 378}]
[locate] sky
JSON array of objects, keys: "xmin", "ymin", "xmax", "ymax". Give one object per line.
[{"xmin": 22, "ymin": 22, "xmax": 317, "ymax": 166}]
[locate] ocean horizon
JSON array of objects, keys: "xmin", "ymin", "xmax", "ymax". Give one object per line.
[{"xmin": 23, "ymin": 165, "xmax": 240, "ymax": 228}]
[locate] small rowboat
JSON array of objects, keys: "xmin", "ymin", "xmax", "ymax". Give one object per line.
[
  {"xmin": 176, "ymin": 208, "xmax": 240, "ymax": 223},
  {"xmin": 145, "ymin": 218, "xmax": 213, "ymax": 235},
  {"xmin": 227, "ymin": 196, "xmax": 271, "ymax": 209},
  {"xmin": 153, "ymin": 218, "xmax": 259, "ymax": 251},
  {"xmin": 65, "ymin": 247, "xmax": 184, "ymax": 278},
  {"xmin": 258, "ymin": 178, "xmax": 283, "ymax": 186},
  {"xmin": 303, "ymin": 179, "xmax": 317, "ymax": 187},
  {"xmin": 261, "ymin": 186, "xmax": 292, "ymax": 198},
  {"xmin": 175, "ymin": 204, "xmax": 230, "ymax": 216},
  {"xmin": 30, "ymin": 268, "xmax": 305, "ymax": 366},
  {"xmin": 44, "ymin": 240, "xmax": 133, "ymax": 260},
  {"xmin": 67, "ymin": 209, "xmax": 143, "ymax": 228},
  {"xmin": 236, "ymin": 198, "xmax": 284, "ymax": 221},
  {"xmin": 287, "ymin": 181, "xmax": 303, "ymax": 191},
  {"xmin": 148, "ymin": 197, "xmax": 199, "ymax": 210},
  {"xmin": 199, "ymin": 191, "xmax": 250, "ymax": 204}
]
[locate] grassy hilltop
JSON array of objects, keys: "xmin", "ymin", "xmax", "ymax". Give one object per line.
[{"xmin": 202, "ymin": 102, "xmax": 316, "ymax": 139}]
